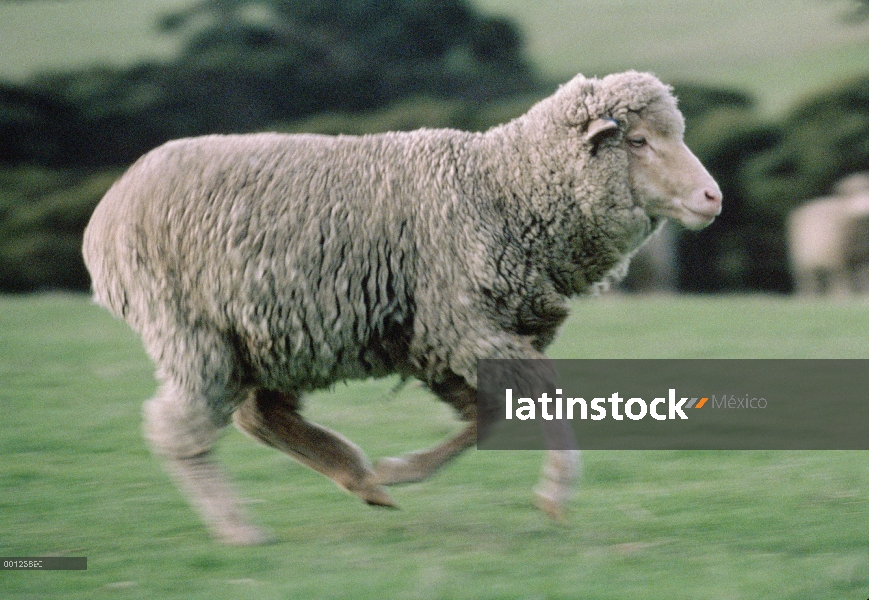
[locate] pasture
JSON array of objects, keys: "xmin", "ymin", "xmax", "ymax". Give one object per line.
[{"xmin": 1, "ymin": 293, "xmax": 868, "ymax": 598}]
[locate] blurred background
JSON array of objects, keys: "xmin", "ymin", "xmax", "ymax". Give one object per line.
[{"xmin": 1, "ymin": 0, "xmax": 868, "ymax": 295}]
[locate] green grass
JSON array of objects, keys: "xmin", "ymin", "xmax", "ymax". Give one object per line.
[{"xmin": 2, "ymin": 293, "xmax": 869, "ymax": 599}]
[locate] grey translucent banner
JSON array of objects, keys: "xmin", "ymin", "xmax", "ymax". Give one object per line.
[
  {"xmin": 0, "ymin": 557, "xmax": 87, "ymax": 570},
  {"xmin": 476, "ymin": 359, "xmax": 869, "ymax": 450}
]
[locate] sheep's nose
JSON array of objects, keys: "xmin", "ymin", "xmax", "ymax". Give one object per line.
[{"xmin": 702, "ymin": 187, "xmax": 723, "ymax": 214}]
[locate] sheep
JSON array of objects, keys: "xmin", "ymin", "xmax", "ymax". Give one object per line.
[
  {"xmin": 82, "ymin": 70, "xmax": 722, "ymax": 545},
  {"xmin": 788, "ymin": 173, "xmax": 869, "ymax": 296}
]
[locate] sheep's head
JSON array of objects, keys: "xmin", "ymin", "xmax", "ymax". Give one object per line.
[
  {"xmin": 585, "ymin": 112, "xmax": 721, "ymax": 231},
  {"xmin": 583, "ymin": 74, "xmax": 722, "ymax": 231}
]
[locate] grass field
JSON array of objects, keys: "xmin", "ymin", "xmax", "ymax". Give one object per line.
[{"xmin": 2, "ymin": 293, "xmax": 868, "ymax": 599}]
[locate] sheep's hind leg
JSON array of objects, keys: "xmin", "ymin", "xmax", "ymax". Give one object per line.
[
  {"xmin": 143, "ymin": 381, "xmax": 270, "ymax": 546},
  {"xmin": 374, "ymin": 377, "xmax": 477, "ymax": 485},
  {"xmin": 233, "ymin": 389, "xmax": 396, "ymax": 508}
]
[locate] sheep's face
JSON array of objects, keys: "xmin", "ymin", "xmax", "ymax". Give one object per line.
[{"xmin": 588, "ymin": 106, "xmax": 722, "ymax": 231}]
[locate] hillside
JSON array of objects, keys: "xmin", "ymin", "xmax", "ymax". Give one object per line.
[{"xmin": 0, "ymin": 0, "xmax": 867, "ymax": 114}]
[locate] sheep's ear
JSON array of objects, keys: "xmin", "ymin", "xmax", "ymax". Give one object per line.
[{"xmin": 585, "ymin": 118, "xmax": 620, "ymax": 143}]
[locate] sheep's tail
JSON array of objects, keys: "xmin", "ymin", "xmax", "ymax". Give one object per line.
[{"xmin": 82, "ymin": 177, "xmax": 147, "ymax": 327}]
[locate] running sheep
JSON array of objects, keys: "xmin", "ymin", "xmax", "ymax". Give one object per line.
[{"xmin": 83, "ymin": 70, "xmax": 722, "ymax": 544}]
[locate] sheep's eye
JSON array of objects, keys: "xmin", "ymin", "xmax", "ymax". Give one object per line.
[{"xmin": 628, "ymin": 136, "xmax": 647, "ymax": 148}]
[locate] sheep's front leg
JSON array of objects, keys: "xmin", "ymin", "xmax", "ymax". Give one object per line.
[
  {"xmin": 374, "ymin": 376, "xmax": 477, "ymax": 485},
  {"xmin": 534, "ymin": 448, "xmax": 581, "ymax": 521},
  {"xmin": 374, "ymin": 422, "xmax": 477, "ymax": 485},
  {"xmin": 375, "ymin": 364, "xmax": 580, "ymax": 519},
  {"xmin": 531, "ymin": 414, "xmax": 581, "ymax": 520},
  {"xmin": 233, "ymin": 389, "xmax": 396, "ymax": 508},
  {"xmin": 374, "ymin": 400, "xmax": 579, "ymax": 520}
]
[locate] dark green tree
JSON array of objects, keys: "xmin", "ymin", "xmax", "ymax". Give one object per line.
[
  {"xmin": 671, "ymin": 83, "xmax": 784, "ymax": 292},
  {"xmin": 154, "ymin": 0, "xmax": 535, "ymax": 110},
  {"xmin": 846, "ymin": 0, "xmax": 869, "ymax": 21},
  {"xmin": 0, "ymin": 0, "xmax": 539, "ymax": 292},
  {"xmin": 8, "ymin": 0, "xmax": 536, "ymax": 167}
]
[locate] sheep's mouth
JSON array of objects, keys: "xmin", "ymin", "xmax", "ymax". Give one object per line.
[
  {"xmin": 649, "ymin": 202, "xmax": 719, "ymax": 229},
  {"xmin": 677, "ymin": 206, "xmax": 719, "ymax": 230},
  {"xmin": 686, "ymin": 206, "xmax": 720, "ymax": 221},
  {"xmin": 681, "ymin": 191, "xmax": 722, "ymax": 220}
]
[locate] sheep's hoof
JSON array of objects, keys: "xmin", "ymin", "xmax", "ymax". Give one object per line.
[
  {"xmin": 215, "ymin": 524, "xmax": 274, "ymax": 546},
  {"xmin": 346, "ymin": 476, "xmax": 399, "ymax": 509},
  {"xmin": 360, "ymin": 486, "xmax": 399, "ymax": 509},
  {"xmin": 365, "ymin": 497, "xmax": 400, "ymax": 510},
  {"xmin": 372, "ymin": 457, "xmax": 425, "ymax": 486},
  {"xmin": 533, "ymin": 491, "xmax": 568, "ymax": 523}
]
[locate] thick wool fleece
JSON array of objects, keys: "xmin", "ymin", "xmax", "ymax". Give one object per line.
[{"xmin": 83, "ymin": 71, "xmax": 679, "ymax": 399}]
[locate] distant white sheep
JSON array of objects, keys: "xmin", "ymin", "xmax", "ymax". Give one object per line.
[
  {"xmin": 788, "ymin": 173, "xmax": 869, "ymax": 296},
  {"xmin": 83, "ymin": 70, "xmax": 721, "ymax": 544}
]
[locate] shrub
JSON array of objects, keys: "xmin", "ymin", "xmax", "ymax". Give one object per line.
[{"xmin": 0, "ymin": 168, "xmax": 119, "ymax": 292}]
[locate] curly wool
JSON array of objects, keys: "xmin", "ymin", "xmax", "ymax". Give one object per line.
[{"xmin": 84, "ymin": 71, "xmax": 680, "ymax": 394}]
